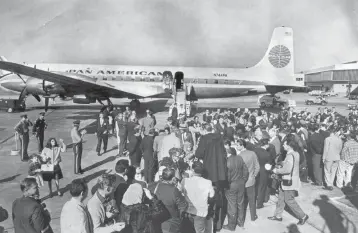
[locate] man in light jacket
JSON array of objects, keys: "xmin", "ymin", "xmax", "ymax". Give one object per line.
[
  {"xmin": 322, "ymin": 127, "xmax": 342, "ymax": 190},
  {"xmin": 87, "ymin": 174, "xmax": 125, "ymax": 233},
  {"xmin": 235, "ymin": 139, "xmax": 260, "ymax": 227}
]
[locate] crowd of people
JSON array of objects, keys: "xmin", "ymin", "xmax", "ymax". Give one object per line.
[{"xmin": 6, "ymin": 104, "xmax": 358, "ymax": 233}]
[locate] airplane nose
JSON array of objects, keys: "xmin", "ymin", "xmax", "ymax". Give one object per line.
[{"xmin": 1, "ymin": 81, "xmax": 25, "ymax": 92}]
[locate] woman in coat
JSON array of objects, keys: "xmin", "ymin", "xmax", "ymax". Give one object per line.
[
  {"xmin": 268, "ymin": 137, "xmax": 309, "ymax": 225},
  {"xmin": 40, "ymin": 137, "xmax": 66, "ymax": 197}
]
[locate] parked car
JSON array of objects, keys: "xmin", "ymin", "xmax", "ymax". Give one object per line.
[
  {"xmin": 258, "ymin": 94, "xmax": 296, "ymax": 108},
  {"xmin": 305, "ymin": 96, "xmax": 328, "ymax": 106},
  {"xmin": 283, "ymin": 89, "xmax": 291, "ymax": 94},
  {"xmin": 322, "ymin": 91, "xmax": 338, "ymax": 97},
  {"xmin": 348, "ymin": 103, "xmax": 358, "ymax": 110},
  {"xmin": 308, "ymin": 90, "xmax": 323, "ymax": 96}
]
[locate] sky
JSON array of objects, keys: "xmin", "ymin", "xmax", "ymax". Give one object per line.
[{"xmin": 0, "ymin": 0, "xmax": 357, "ymax": 72}]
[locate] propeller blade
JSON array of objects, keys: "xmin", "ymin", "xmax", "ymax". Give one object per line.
[
  {"xmin": 44, "ymin": 97, "xmax": 49, "ymax": 112},
  {"xmin": 32, "ymin": 94, "xmax": 41, "ymax": 102},
  {"xmin": 19, "ymin": 87, "xmax": 27, "ymax": 101}
]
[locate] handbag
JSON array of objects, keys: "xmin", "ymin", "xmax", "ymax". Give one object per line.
[
  {"xmin": 150, "ymin": 183, "xmax": 171, "ymax": 224},
  {"xmin": 282, "ymin": 153, "xmax": 295, "ymax": 187},
  {"xmin": 41, "ymin": 164, "xmax": 54, "ymax": 172}
]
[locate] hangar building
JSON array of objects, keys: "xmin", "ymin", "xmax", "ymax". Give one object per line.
[{"xmin": 304, "ymin": 61, "xmax": 358, "ymax": 94}]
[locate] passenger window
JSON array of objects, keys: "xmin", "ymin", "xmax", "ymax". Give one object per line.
[{"xmin": 214, "ymin": 80, "xmax": 218, "ymax": 84}]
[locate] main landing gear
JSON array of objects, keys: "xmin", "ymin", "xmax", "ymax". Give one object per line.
[
  {"xmin": 129, "ymin": 99, "xmax": 140, "ymax": 110},
  {"xmin": 98, "ymin": 98, "xmax": 113, "ymax": 108}
]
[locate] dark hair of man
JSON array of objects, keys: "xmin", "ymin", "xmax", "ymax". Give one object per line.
[
  {"xmin": 134, "ymin": 127, "xmax": 141, "ymax": 134},
  {"xmin": 97, "ymin": 174, "xmax": 116, "ymax": 190},
  {"xmin": 259, "ymin": 138, "xmax": 269, "ymax": 147},
  {"xmin": 164, "ymin": 127, "xmax": 170, "ymax": 134},
  {"xmin": 162, "ymin": 167, "xmax": 176, "ymax": 181},
  {"xmin": 224, "ymin": 140, "xmax": 231, "ymax": 147},
  {"xmin": 115, "ymin": 160, "xmax": 129, "ymax": 173},
  {"xmin": 192, "ymin": 161, "xmax": 205, "ymax": 175},
  {"xmin": 20, "ymin": 177, "xmax": 37, "ymax": 192},
  {"xmin": 205, "ymin": 124, "xmax": 213, "ymax": 132},
  {"xmin": 285, "ymin": 136, "xmax": 300, "ymax": 152},
  {"xmin": 70, "ymin": 179, "xmax": 88, "ymax": 197},
  {"xmin": 237, "ymin": 139, "xmax": 247, "ymax": 148}
]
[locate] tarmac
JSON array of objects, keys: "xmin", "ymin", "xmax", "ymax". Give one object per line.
[{"xmin": 0, "ymin": 93, "xmax": 357, "ymax": 233}]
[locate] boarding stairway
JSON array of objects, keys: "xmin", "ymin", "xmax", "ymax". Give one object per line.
[{"xmin": 170, "ymin": 83, "xmax": 193, "ymax": 117}]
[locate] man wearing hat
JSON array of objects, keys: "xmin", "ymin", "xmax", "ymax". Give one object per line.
[
  {"xmin": 71, "ymin": 120, "xmax": 85, "ymax": 174},
  {"xmin": 14, "ymin": 114, "xmax": 33, "ymax": 161},
  {"xmin": 32, "ymin": 112, "xmax": 47, "ymax": 153}
]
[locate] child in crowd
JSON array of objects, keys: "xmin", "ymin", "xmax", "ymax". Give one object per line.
[{"xmin": 28, "ymin": 153, "xmax": 44, "ymax": 187}]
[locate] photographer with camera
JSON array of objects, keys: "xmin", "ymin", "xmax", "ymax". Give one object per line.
[
  {"xmin": 12, "ymin": 177, "xmax": 53, "ymax": 233},
  {"xmin": 267, "ymin": 137, "xmax": 309, "ymax": 225}
]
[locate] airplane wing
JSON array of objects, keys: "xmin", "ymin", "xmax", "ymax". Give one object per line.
[{"xmin": 0, "ymin": 61, "xmax": 164, "ymax": 98}]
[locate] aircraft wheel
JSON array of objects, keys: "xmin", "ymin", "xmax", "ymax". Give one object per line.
[{"xmin": 7, "ymin": 108, "xmax": 13, "ymax": 113}]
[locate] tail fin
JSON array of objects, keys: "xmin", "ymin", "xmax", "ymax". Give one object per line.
[{"xmin": 254, "ymin": 27, "xmax": 297, "ymax": 86}]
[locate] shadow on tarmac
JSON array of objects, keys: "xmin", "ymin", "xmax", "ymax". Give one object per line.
[
  {"xmin": 0, "ymin": 174, "xmax": 21, "ymax": 184},
  {"xmin": 41, "ymin": 169, "xmax": 108, "ymax": 201},
  {"xmin": 313, "ymin": 195, "xmax": 357, "ymax": 233}
]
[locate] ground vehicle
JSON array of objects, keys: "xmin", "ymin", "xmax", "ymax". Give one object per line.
[
  {"xmin": 305, "ymin": 96, "xmax": 327, "ymax": 105},
  {"xmin": 308, "ymin": 90, "xmax": 323, "ymax": 96},
  {"xmin": 0, "ymin": 98, "xmax": 26, "ymax": 112},
  {"xmin": 348, "ymin": 95, "xmax": 358, "ymax": 100},
  {"xmin": 348, "ymin": 103, "xmax": 358, "ymax": 110},
  {"xmin": 258, "ymin": 94, "xmax": 296, "ymax": 108},
  {"xmin": 283, "ymin": 89, "xmax": 291, "ymax": 94},
  {"xmin": 322, "ymin": 91, "xmax": 338, "ymax": 97}
]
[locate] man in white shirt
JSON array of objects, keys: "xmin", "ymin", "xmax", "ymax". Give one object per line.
[
  {"xmin": 87, "ymin": 174, "xmax": 125, "ymax": 233},
  {"xmin": 61, "ymin": 179, "xmax": 93, "ymax": 233},
  {"xmin": 182, "ymin": 161, "xmax": 215, "ymax": 233},
  {"xmin": 158, "ymin": 126, "xmax": 181, "ymax": 161}
]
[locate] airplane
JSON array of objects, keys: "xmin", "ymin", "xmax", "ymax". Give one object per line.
[{"xmin": 0, "ymin": 26, "xmax": 301, "ymax": 112}]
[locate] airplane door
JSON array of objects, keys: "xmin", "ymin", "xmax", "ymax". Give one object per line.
[
  {"xmin": 175, "ymin": 72, "xmax": 184, "ymax": 90},
  {"xmin": 162, "ymin": 71, "xmax": 173, "ymax": 92}
]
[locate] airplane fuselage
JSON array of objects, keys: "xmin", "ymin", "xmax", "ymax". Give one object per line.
[{"xmin": 32, "ymin": 63, "xmax": 268, "ymax": 99}]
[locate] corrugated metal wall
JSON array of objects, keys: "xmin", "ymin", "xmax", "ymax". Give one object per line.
[
  {"xmin": 332, "ymin": 70, "xmax": 358, "ymax": 81},
  {"xmin": 305, "ymin": 71, "xmax": 332, "ymax": 82}
]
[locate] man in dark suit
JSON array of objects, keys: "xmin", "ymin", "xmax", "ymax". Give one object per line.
[
  {"xmin": 309, "ymin": 124, "xmax": 325, "ymax": 186},
  {"xmin": 12, "ymin": 178, "xmax": 52, "ymax": 233},
  {"xmin": 171, "ymin": 103, "xmax": 178, "ymax": 125},
  {"xmin": 127, "ymin": 127, "xmax": 142, "ymax": 167},
  {"xmin": 203, "ymin": 109, "xmax": 212, "ymax": 123},
  {"xmin": 140, "ymin": 128, "xmax": 156, "ymax": 183},
  {"xmin": 254, "ymin": 139, "xmax": 271, "ymax": 209},
  {"xmin": 32, "ymin": 112, "xmax": 47, "ymax": 153},
  {"xmin": 96, "ymin": 112, "xmax": 110, "ymax": 156},
  {"xmin": 148, "ymin": 167, "xmax": 188, "ymax": 233}
]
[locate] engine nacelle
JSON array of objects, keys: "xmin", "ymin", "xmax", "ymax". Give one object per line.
[
  {"xmin": 26, "ymin": 78, "xmax": 65, "ymax": 96},
  {"xmin": 73, "ymin": 95, "xmax": 96, "ymax": 104}
]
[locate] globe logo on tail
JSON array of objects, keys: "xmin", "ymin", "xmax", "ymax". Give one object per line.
[{"xmin": 268, "ymin": 45, "xmax": 291, "ymax": 68}]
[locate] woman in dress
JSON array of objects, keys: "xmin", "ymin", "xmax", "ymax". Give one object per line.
[{"xmin": 40, "ymin": 137, "xmax": 66, "ymax": 197}]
